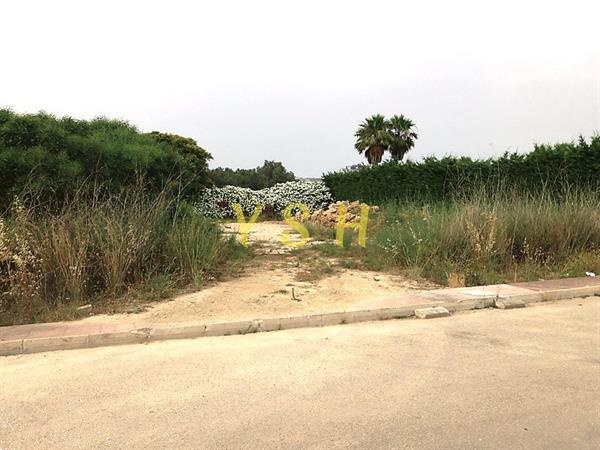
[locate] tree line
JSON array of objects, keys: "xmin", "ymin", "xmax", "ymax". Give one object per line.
[{"xmin": 209, "ymin": 160, "xmax": 295, "ymax": 190}]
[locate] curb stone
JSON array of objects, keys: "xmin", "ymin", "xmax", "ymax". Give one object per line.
[
  {"xmin": 494, "ymin": 298, "xmax": 526, "ymax": 309},
  {"xmin": 540, "ymin": 286, "xmax": 600, "ymax": 301},
  {"xmin": 149, "ymin": 324, "xmax": 207, "ymax": 342},
  {"xmin": 23, "ymin": 335, "xmax": 89, "ymax": 354},
  {"xmin": 88, "ymin": 330, "xmax": 148, "ymax": 348},
  {"xmin": 449, "ymin": 297, "xmax": 494, "ymax": 312},
  {"xmin": 415, "ymin": 307, "xmax": 451, "ymax": 319},
  {"xmin": 493, "ymin": 286, "xmax": 600, "ymax": 305},
  {"xmin": 0, "ymin": 339, "xmax": 23, "ymax": 356}
]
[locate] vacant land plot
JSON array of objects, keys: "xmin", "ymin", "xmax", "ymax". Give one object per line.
[{"xmin": 79, "ymin": 222, "xmax": 435, "ymax": 325}]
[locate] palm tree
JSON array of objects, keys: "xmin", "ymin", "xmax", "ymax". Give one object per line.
[
  {"xmin": 387, "ymin": 115, "xmax": 418, "ymax": 161},
  {"xmin": 354, "ymin": 114, "xmax": 390, "ymax": 165}
]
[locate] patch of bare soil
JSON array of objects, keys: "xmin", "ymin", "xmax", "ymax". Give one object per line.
[{"xmin": 83, "ymin": 222, "xmax": 436, "ymax": 325}]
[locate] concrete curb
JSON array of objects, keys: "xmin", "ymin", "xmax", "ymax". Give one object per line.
[
  {"xmin": 1, "ymin": 308, "xmax": 414, "ymax": 357},
  {"xmin": 2, "ymin": 284, "xmax": 599, "ymax": 357},
  {"xmin": 496, "ymin": 285, "xmax": 600, "ymax": 304}
]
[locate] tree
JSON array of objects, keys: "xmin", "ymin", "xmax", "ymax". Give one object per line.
[
  {"xmin": 209, "ymin": 160, "xmax": 295, "ymax": 189},
  {"xmin": 354, "ymin": 114, "xmax": 418, "ymax": 165},
  {"xmin": 146, "ymin": 131, "xmax": 212, "ymax": 195},
  {"xmin": 387, "ymin": 114, "xmax": 418, "ymax": 161},
  {"xmin": 354, "ymin": 114, "xmax": 390, "ymax": 165}
]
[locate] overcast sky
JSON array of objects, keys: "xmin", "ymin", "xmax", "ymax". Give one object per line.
[{"xmin": 2, "ymin": 0, "xmax": 598, "ymax": 177}]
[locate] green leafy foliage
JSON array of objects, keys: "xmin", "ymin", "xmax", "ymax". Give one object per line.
[
  {"xmin": 210, "ymin": 160, "xmax": 295, "ymax": 189},
  {"xmin": 324, "ymin": 136, "xmax": 600, "ymax": 203},
  {"xmin": 355, "ymin": 114, "xmax": 389, "ymax": 164},
  {"xmin": 0, "ymin": 109, "xmax": 212, "ymax": 209},
  {"xmin": 355, "ymin": 114, "xmax": 418, "ymax": 164}
]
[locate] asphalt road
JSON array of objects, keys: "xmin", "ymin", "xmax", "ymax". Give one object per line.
[{"xmin": 1, "ymin": 298, "xmax": 599, "ymax": 449}]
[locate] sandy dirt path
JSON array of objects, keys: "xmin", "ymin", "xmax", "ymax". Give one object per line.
[{"xmin": 81, "ymin": 222, "xmax": 435, "ymax": 325}]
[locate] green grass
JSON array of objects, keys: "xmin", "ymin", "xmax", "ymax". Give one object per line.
[{"xmin": 304, "ymin": 222, "xmax": 337, "ymax": 241}]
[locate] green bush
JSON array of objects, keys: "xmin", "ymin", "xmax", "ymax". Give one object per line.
[
  {"xmin": 323, "ymin": 136, "xmax": 600, "ymax": 203},
  {"xmin": 0, "ymin": 109, "xmax": 212, "ymax": 209}
]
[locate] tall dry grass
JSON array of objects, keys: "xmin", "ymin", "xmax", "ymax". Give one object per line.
[
  {"xmin": 0, "ymin": 186, "xmax": 245, "ymax": 325},
  {"xmin": 370, "ymin": 189, "xmax": 600, "ymax": 285}
]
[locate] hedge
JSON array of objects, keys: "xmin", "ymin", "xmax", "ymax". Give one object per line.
[{"xmin": 322, "ymin": 136, "xmax": 600, "ymax": 203}]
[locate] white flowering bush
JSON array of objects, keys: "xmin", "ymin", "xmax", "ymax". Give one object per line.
[{"xmin": 195, "ymin": 181, "xmax": 333, "ymax": 218}]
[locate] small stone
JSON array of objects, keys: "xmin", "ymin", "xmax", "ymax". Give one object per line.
[
  {"xmin": 494, "ymin": 298, "xmax": 526, "ymax": 309},
  {"xmin": 414, "ymin": 307, "xmax": 450, "ymax": 319}
]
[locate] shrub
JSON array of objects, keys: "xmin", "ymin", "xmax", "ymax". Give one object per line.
[
  {"xmin": 323, "ymin": 136, "xmax": 600, "ymax": 203},
  {"xmin": 0, "ymin": 109, "xmax": 212, "ymax": 209},
  {"xmin": 195, "ymin": 180, "xmax": 333, "ymax": 218}
]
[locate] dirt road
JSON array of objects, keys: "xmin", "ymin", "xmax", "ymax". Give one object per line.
[{"xmin": 2, "ymin": 298, "xmax": 599, "ymax": 449}]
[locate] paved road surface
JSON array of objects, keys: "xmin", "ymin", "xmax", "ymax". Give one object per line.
[{"xmin": 1, "ymin": 298, "xmax": 599, "ymax": 449}]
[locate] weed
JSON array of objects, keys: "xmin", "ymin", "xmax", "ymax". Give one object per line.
[
  {"xmin": 368, "ymin": 188, "xmax": 600, "ymax": 285},
  {"xmin": 0, "ymin": 184, "xmax": 248, "ymax": 325}
]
